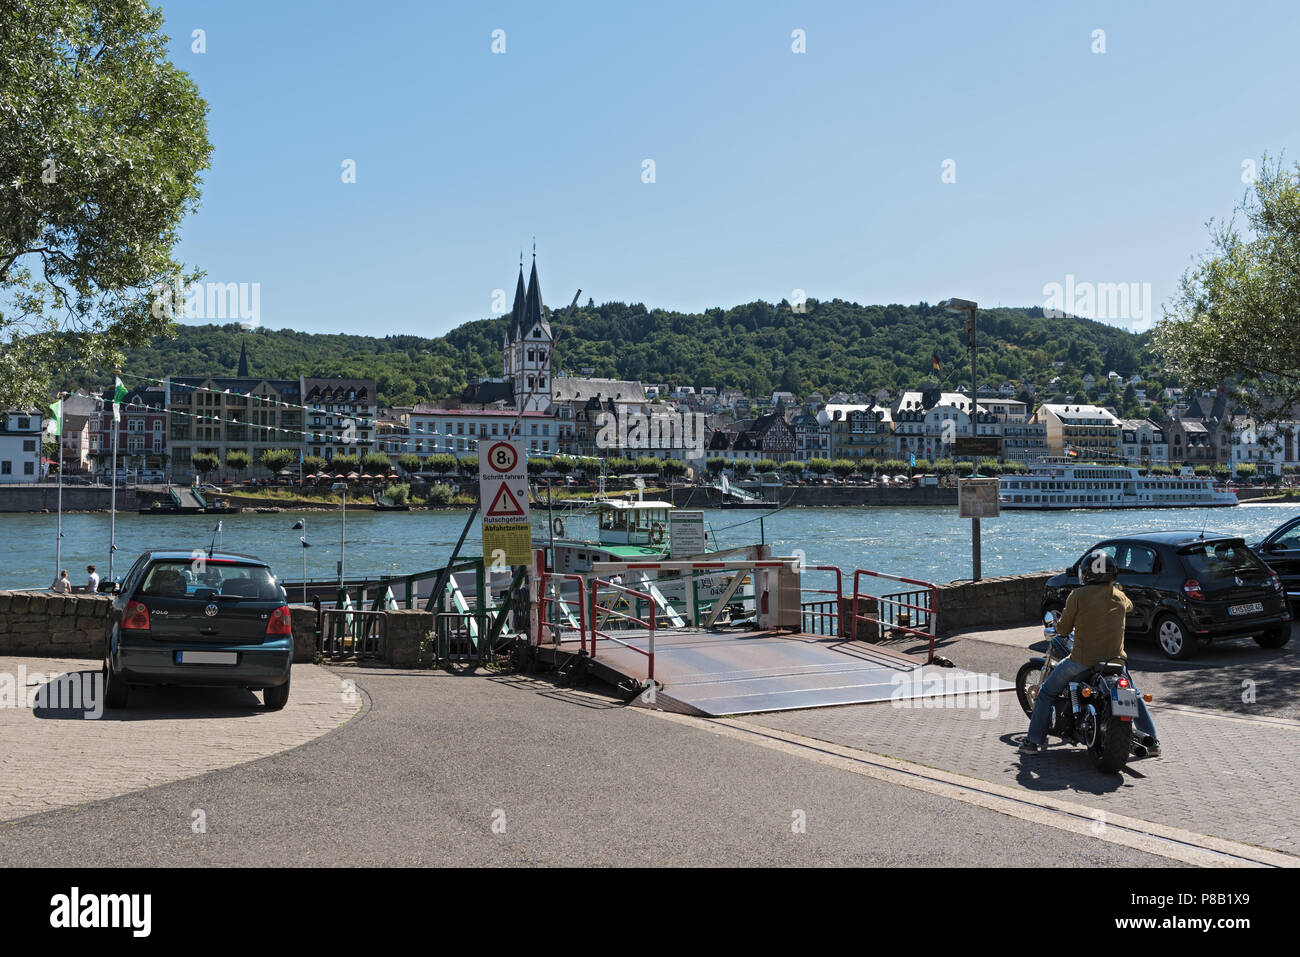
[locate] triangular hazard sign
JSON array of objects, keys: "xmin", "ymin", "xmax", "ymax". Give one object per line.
[{"xmin": 485, "ymin": 483, "xmax": 526, "ymax": 518}]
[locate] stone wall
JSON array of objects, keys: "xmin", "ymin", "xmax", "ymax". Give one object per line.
[
  {"xmin": 0, "ymin": 486, "xmax": 141, "ymax": 512},
  {"xmin": 932, "ymin": 572, "xmax": 1053, "ymax": 636},
  {"xmin": 0, "ymin": 591, "xmax": 110, "ymax": 656}
]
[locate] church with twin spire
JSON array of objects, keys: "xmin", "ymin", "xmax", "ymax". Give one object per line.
[{"xmin": 502, "ymin": 255, "xmax": 553, "ymax": 413}]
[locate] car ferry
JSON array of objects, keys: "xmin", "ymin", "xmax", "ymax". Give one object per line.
[{"xmin": 998, "ymin": 462, "xmax": 1238, "ymax": 510}]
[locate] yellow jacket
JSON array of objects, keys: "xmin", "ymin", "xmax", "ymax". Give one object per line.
[{"xmin": 1056, "ymin": 583, "xmax": 1131, "ymax": 666}]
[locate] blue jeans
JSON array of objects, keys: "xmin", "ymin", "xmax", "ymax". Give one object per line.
[{"xmin": 1026, "ymin": 659, "xmax": 1159, "ymax": 746}]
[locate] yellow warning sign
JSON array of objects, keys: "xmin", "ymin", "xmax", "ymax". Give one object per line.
[
  {"xmin": 485, "ymin": 483, "xmax": 527, "ymax": 518},
  {"xmin": 483, "ymin": 521, "xmax": 532, "ymax": 567}
]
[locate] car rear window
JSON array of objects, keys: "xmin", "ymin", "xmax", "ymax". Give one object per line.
[
  {"xmin": 139, "ymin": 560, "xmax": 281, "ymax": 601},
  {"xmin": 1178, "ymin": 541, "xmax": 1264, "ymax": 580}
]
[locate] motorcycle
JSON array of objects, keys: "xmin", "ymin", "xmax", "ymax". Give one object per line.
[{"xmin": 1015, "ymin": 611, "xmax": 1149, "ymax": 773}]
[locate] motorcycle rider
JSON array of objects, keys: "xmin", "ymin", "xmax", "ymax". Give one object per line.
[{"xmin": 1020, "ymin": 550, "xmax": 1161, "ymax": 757}]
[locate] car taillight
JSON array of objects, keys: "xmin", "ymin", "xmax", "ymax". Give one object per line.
[
  {"xmin": 123, "ymin": 600, "xmax": 150, "ymax": 631},
  {"xmin": 1183, "ymin": 579, "xmax": 1205, "ymax": 600},
  {"xmin": 1269, "ymin": 570, "xmax": 1283, "ymax": 592},
  {"xmin": 266, "ymin": 605, "xmax": 292, "ymax": 636}
]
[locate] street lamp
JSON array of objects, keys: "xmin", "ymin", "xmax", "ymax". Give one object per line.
[
  {"xmin": 941, "ymin": 297, "xmax": 984, "ymax": 580},
  {"xmin": 291, "ymin": 519, "xmax": 309, "ymax": 603}
]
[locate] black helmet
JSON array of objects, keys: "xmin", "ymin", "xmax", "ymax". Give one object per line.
[{"xmin": 1080, "ymin": 550, "xmax": 1118, "ymax": 584}]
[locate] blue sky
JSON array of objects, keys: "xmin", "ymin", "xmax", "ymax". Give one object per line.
[{"xmin": 156, "ymin": 0, "xmax": 1300, "ymax": 337}]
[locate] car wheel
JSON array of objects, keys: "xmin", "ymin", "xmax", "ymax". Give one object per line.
[
  {"xmin": 1155, "ymin": 614, "xmax": 1195, "ymax": 660},
  {"xmin": 1254, "ymin": 624, "xmax": 1293, "ymax": 649},
  {"xmin": 103, "ymin": 659, "xmax": 128, "ymax": 709},
  {"xmin": 263, "ymin": 675, "xmax": 290, "ymax": 711}
]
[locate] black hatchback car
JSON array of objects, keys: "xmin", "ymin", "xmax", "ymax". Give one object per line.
[
  {"xmin": 102, "ymin": 549, "xmax": 293, "ymax": 709},
  {"xmin": 1041, "ymin": 531, "xmax": 1293, "ymax": 659},
  {"xmin": 1250, "ymin": 514, "xmax": 1300, "ymax": 610}
]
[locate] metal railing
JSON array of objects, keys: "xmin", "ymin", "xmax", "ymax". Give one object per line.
[
  {"xmin": 851, "ymin": 569, "xmax": 938, "ymax": 663},
  {"xmin": 319, "ymin": 608, "xmax": 385, "ymax": 660},
  {"xmin": 539, "ymin": 572, "xmax": 587, "ymax": 649},
  {"xmin": 799, "ymin": 565, "xmax": 843, "ymax": 635},
  {"xmin": 590, "ymin": 578, "xmax": 658, "ymax": 681}
]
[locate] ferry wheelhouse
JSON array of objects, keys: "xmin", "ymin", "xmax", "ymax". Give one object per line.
[{"xmin": 998, "ymin": 462, "xmax": 1237, "ymax": 510}]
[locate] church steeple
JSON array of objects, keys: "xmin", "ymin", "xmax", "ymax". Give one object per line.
[
  {"xmin": 237, "ymin": 341, "xmax": 249, "ymax": 378},
  {"xmin": 524, "ymin": 253, "xmax": 543, "ymax": 330},
  {"xmin": 508, "ymin": 261, "xmax": 527, "ymax": 342}
]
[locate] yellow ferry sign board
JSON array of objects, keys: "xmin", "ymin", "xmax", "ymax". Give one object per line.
[{"xmin": 478, "ymin": 439, "xmax": 532, "ymax": 566}]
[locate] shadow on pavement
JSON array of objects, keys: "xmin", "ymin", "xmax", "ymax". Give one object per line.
[{"xmin": 28, "ymin": 669, "xmax": 268, "ymax": 720}]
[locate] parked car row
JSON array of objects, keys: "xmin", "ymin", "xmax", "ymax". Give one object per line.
[{"xmin": 1042, "ymin": 516, "xmax": 1299, "ymax": 660}]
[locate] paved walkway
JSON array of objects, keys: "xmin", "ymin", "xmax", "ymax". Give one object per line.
[
  {"xmin": 743, "ymin": 624, "xmax": 1300, "ymax": 857},
  {"xmin": 0, "ymin": 657, "xmax": 361, "ymax": 823}
]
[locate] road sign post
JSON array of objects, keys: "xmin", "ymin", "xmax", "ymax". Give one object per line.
[
  {"xmin": 958, "ymin": 477, "xmax": 1000, "ymax": 582},
  {"xmin": 478, "ymin": 440, "xmax": 531, "ymax": 568}
]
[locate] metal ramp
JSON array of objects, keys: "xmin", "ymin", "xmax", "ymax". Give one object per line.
[
  {"xmin": 169, "ymin": 486, "xmax": 206, "ymax": 511},
  {"xmin": 542, "ymin": 627, "xmax": 1008, "ymax": 716}
]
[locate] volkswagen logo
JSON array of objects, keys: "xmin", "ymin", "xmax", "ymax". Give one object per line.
[{"xmin": 205, "ymin": 603, "xmax": 219, "ymax": 617}]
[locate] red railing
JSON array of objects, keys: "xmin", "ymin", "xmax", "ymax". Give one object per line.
[
  {"xmin": 851, "ymin": 568, "xmax": 939, "ymax": 663},
  {"xmin": 800, "ymin": 564, "xmax": 843, "ymax": 635},
  {"xmin": 589, "ymin": 577, "xmax": 658, "ymax": 681},
  {"xmin": 539, "ymin": 572, "xmax": 587, "ymax": 650}
]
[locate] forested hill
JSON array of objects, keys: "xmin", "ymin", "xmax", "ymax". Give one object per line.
[{"xmin": 114, "ymin": 299, "xmax": 1158, "ymax": 408}]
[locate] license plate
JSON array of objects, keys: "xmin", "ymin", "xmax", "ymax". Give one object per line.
[
  {"xmin": 176, "ymin": 651, "xmax": 237, "ymax": 665},
  {"xmin": 1111, "ymin": 686, "xmax": 1140, "ymax": 718},
  {"xmin": 1228, "ymin": 602, "xmax": 1264, "ymax": 617}
]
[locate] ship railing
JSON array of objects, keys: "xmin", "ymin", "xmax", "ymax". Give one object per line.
[
  {"xmin": 851, "ymin": 569, "xmax": 938, "ymax": 663},
  {"xmin": 538, "ymin": 572, "xmax": 587, "ymax": 649},
  {"xmin": 589, "ymin": 578, "xmax": 657, "ymax": 681}
]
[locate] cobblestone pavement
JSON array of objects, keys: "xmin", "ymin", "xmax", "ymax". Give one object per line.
[
  {"xmin": 0, "ymin": 657, "xmax": 361, "ymax": 823},
  {"xmin": 744, "ymin": 693, "xmax": 1300, "ymax": 856}
]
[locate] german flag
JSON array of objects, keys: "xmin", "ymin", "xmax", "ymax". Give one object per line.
[{"xmin": 931, "ymin": 352, "xmax": 941, "ymax": 373}]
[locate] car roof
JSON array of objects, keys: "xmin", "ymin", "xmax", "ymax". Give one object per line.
[
  {"xmin": 140, "ymin": 549, "xmax": 269, "ymax": 565},
  {"xmin": 1105, "ymin": 531, "xmax": 1241, "ymax": 547}
]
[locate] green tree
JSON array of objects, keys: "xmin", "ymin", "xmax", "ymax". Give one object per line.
[
  {"xmin": 362, "ymin": 452, "xmax": 392, "ymax": 474},
  {"xmin": 933, "ymin": 457, "xmax": 955, "ymax": 478},
  {"xmin": 396, "ymin": 453, "xmax": 422, "ymax": 474},
  {"xmin": 0, "ymin": 0, "xmax": 212, "ymax": 409},
  {"xmin": 331, "ymin": 452, "xmax": 361, "ymax": 473},
  {"xmin": 807, "ymin": 457, "xmax": 833, "ymax": 477},
  {"xmin": 258, "ymin": 448, "xmax": 296, "ymax": 475},
  {"xmin": 225, "ymin": 450, "xmax": 251, "ymax": 479},
  {"xmin": 706, "ymin": 457, "xmax": 728, "ymax": 476},
  {"xmin": 953, "ymin": 461, "xmax": 974, "ymax": 477},
  {"xmin": 731, "ymin": 460, "xmax": 753, "ymax": 477},
  {"xmin": 456, "ymin": 455, "xmax": 477, "ymax": 474},
  {"xmin": 661, "ymin": 458, "xmax": 687, "ymax": 479},
  {"xmin": 303, "ymin": 455, "xmax": 327, "ymax": 475},
  {"xmin": 527, "ymin": 456, "xmax": 552, "ymax": 476},
  {"xmin": 381, "ymin": 482, "xmax": 410, "ymax": 505},
  {"xmin": 781, "ymin": 460, "xmax": 806, "ymax": 478},
  {"xmin": 425, "ymin": 453, "xmax": 456, "ymax": 476},
  {"xmin": 830, "ymin": 459, "xmax": 855, "ymax": 479},
  {"xmin": 1155, "ymin": 157, "xmax": 1300, "ymax": 422},
  {"xmin": 191, "ymin": 451, "xmax": 219, "ymax": 478}
]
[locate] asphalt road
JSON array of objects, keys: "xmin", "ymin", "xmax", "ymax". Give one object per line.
[{"xmin": 0, "ymin": 666, "xmax": 1173, "ymax": 867}]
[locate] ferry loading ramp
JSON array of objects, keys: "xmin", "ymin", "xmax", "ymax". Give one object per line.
[{"xmin": 533, "ymin": 557, "xmax": 1009, "ymax": 717}]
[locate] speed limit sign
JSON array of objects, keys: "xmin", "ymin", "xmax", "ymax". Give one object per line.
[{"xmin": 478, "ymin": 439, "xmax": 530, "ymax": 565}]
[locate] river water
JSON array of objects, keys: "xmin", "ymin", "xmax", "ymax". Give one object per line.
[{"xmin": 2, "ymin": 503, "xmax": 1296, "ymax": 590}]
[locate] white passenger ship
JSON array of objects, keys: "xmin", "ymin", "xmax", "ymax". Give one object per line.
[{"xmin": 998, "ymin": 462, "xmax": 1238, "ymax": 510}]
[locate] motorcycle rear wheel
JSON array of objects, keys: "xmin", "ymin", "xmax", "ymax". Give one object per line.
[
  {"xmin": 1090, "ymin": 713, "xmax": 1133, "ymax": 773},
  {"xmin": 1014, "ymin": 661, "xmax": 1044, "ymax": 717}
]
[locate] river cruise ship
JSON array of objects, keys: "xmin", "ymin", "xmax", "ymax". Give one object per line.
[{"xmin": 998, "ymin": 462, "xmax": 1238, "ymax": 510}]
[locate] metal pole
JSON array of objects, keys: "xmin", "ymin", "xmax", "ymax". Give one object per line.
[
  {"xmin": 55, "ymin": 406, "xmax": 63, "ymax": 578},
  {"xmin": 969, "ymin": 306, "xmax": 981, "ymax": 582},
  {"xmin": 340, "ymin": 489, "xmax": 346, "ymax": 587},
  {"xmin": 110, "ymin": 406, "xmax": 119, "ymax": 581}
]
